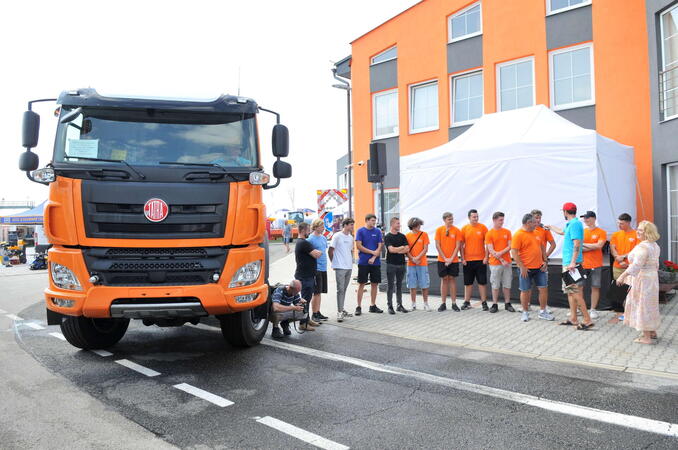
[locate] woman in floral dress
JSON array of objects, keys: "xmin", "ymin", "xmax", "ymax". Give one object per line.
[{"xmin": 616, "ymin": 221, "xmax": 661, "ymax": 345}]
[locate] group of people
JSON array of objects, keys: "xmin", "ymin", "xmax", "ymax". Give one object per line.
[{"xmin": 271, "ymin": 203, "xmax": 663, "ymax": 346}]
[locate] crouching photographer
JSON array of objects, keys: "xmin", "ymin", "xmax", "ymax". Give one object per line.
[{"xmin": 270, "ymin": 279, "xmax": 307, "ymax": 340}]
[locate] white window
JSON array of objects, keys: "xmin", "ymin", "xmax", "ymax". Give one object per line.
[
  {"xmin": 409, "ymin": 81, "xmax": 439, "ymax": 133},
  {"xmin": 374, "ymin": 188, "xmax": 400, "ymax": 228},
  {"xmin": 372, "ymin": 89, "xmax": 399, "ymax": 139},
  {"xmin": 449, "ymin": 2, "xmax": 482, "ymax": 43},
  {"xmin": 669, "ymin": 164, "xmax": 678, "ymax": 260},
  {"xmin": 371, "ymin": 46, "xmax": 397, "ymax": 65},
  {"xmin": 497, "ymin": 57, "xmax": 534, "ymax": 112},
  {"xmin": 451, "ymin": 71, "xmax": 483, "ymax": 126},
  {"xmin": 661, "ymin": 5, "xmax": 678, "ymax": 121},
  {"xmin": 546, "ymin": 0, "xmax": 591, "ymax": 15},
  {"xmin": 549, "ymin": 43, "xmax": 595, "ymax": 110}
]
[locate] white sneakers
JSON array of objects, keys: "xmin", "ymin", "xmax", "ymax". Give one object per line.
[
  {"xmin": 589, "ymin": 309, "xmax": 599, "ymax": 319},
  {"xmin": 423, "ymin": 303, "xmax": 431, "ymax": 312},
  {"xmin": 411, "ymin": 302, "xmax": 417, "ymax": 310},
  {"xmin": 521, "ymin": 311, "xmax": 530, "ymax": 322}
]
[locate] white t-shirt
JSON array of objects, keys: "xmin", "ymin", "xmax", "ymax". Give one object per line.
[{"xmin": 330, "ymin": 231, "xmax": 354, "ymax": 270}]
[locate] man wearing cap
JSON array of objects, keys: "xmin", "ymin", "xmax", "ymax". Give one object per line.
[
  {"xmin": 548, "ymin": 203, "xmax": 594, "ymax": 329},
  {"xmin": 581, "ymin": 211, "xmax": 607, "ymax": 319}
]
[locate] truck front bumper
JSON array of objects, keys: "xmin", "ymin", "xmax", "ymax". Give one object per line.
[{"xmin": 45, "ymin": 245, "xmax": 268, "ymax": 318}]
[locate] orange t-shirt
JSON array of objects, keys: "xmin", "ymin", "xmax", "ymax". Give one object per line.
[
  {"xmin": 434, "ymin": 225, "xmax": 461, "ymax": 263},
  {"xmin": 461, "ymin": 223, "xmax": 488, "ymax": 261},
  {"xmin": 511, "ymin": 228, "xmax": 543, "ymax": 269},
  {"xmin": 406, "ymin": 231, "xmax": 430, "ymax": 267},
  {"xmin": 485, "ymin": 227, "xmax": 512, "ymax": 265},
  {"xmin": 610, "ymin": 229, "xmax": 638, "ymax": 268},
  {"xmin": 533, "ymin": 226, "xmax": 554, "ymax": 249},
  {"xmin": 582, "ymin": 227, "xmax": 607, "ymax": 269}
]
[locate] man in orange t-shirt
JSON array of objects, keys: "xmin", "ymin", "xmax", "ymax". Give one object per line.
[
  {"xmin": 406, "ymin": 217, "xmax": 431, "ymax": 311},
  {"xmin": 434, "ymin": 212, "xmax": 462, "ymax": 312},
  {"xmin": 580, "ymin": 211, "xmax": 607, "ymax": 319},
  {"xmin": 531, "ymin": 209, "xmax": 556, "ymax": 314},
  {"xmin": 460, "ymin": 209, "xmax": 489, "ymax": 310},
  {"xmin": 610, "ymin": 213, "xmax": 638, "ymax": 281},
  {"xmin": 485, "ymin": 211, "xmax": 515, "ymax": 313},
  {"xmin": 510, "ymin": 213, "xmax": 547, "ymax": 322}
]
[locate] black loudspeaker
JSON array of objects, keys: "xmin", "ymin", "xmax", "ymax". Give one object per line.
[
  {"xmin": 367, "ymin": 160, "xmax": 381, "ymax": 183},
  {"xmin": 368, "ymin": 142, "xmax": 387, "ymax": 182}
]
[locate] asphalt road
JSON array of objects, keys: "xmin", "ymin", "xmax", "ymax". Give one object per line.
[{"xmin": 3, "ymin": 244, "xmax": 678, "ymax": 449}]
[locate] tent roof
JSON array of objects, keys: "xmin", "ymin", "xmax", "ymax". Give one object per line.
[
  {"xmin": 0, "ymin": 201, "xmax": 45, "ymax": 225},
  {"xmin": 401, "ymin": 105, "xmax": 631, "ymax": 171}
]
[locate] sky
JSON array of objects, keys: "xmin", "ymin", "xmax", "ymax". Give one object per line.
[{"xmin": 1, "ymin": 0, "xmax": 417, "ymax": 215}]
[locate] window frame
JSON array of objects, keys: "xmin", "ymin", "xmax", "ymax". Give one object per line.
[
  {"xmin": 660, "ymin": 5, "xmax": 678, "ymax": 122},
  {"xmin": 372, "ymin": 88, "xmax": 399, "ymax": 140},
  {"xmin": 370, "ymin": 46, "xmax": 397, "ymax": 66},
  {"xmin": 450, "ymin": 69, "xmax": 484, "ymax": 128},
  {"xmin": 374, "ymin": 188, "xmax": 400, "ymax": 229},
  {"xmin": 548, "ymin": 42, "xmax": 596, "ymax": 111},
  {"xmin": 496, "ymin": 56, "xmax": 536, "ymax": 112},
  {"xmin": 409, "ymin": 79, "xmax": 440, "ymax": 134},
  {"xmin": 545, "ymin": 0, "xmax": 591, "ymax": 16},
  {"xmin": 668, "ymin": 162, "xmax": 678, "ymax": 261},
  {"xmin": 448, "ymin": 1, "xmax": 483, "ymax": 44}
]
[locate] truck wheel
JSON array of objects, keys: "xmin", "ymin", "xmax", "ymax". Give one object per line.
[
  {"xmin": 220, "ymin": 304, "xmax": 269, "ymax": 347},
  {"xmin": 60, "ymin": 316, "xmax": 130, "ymax": 349}
]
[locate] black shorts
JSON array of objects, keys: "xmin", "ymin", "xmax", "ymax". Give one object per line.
[
  {"xmin": 299, "ymin": 276, "xmax": 315, "ymax": 301},
  {"xmin": 437, "ymin": 261, "xmax": 459, "ymax": 278},
  {"xmin": 357, "ymin": 264, "xmax": 381, "ymax": 284},
  {"xmin": 313, "ymin": 271, "xmax": 328, "ymax": 294},
  {"xmin": 463, "ymin": 260, "xmax": 488, "ymax": 286}
]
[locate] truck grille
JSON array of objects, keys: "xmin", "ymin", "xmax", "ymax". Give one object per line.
[
  {"xmin": 82, "ymin": 247, "xmax": 228, "ymax": 286},
  {"xmin": 81, "ymin": 180, "xmax": 228, "ymax": 239}
]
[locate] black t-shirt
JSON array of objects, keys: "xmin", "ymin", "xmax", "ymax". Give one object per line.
[
  {"xmin": 295, "ymin": 239, "xmax": 317, "ymax": 279},
  {"xmin": 384, "ymin": 232, "xmax": 408, "ymax": 265}
]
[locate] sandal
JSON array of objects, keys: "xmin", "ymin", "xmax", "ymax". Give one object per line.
[
  {"xmin": 559, "ymin": 320, "xmax": 578, "ymax": 326},
  {"xmin": 576, "ymin": 323, "xmax": 594, "ymax": 330},
  {"xmin": 633, "ymin": 337, "xmax": 656, "ymax": 345}
]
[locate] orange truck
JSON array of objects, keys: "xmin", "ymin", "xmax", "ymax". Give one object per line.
[{"xmin": 19, "ymin": 89, "xmax": 291, "ymax": 349}]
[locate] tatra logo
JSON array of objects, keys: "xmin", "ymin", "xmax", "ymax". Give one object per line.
[
  {"xmin": 629, "ymin": 238, "xmax": 635, "ymax": 242},
  {"xmin": 144, "ymin": 198, "xmax": 169, "ymax": 222},
  {"xmin": 593, "ymin": 235, "xmax": 598, "ymax": 239}
]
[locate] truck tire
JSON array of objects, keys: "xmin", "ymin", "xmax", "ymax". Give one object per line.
[
  {"xmin": 219, "ymin": 303, "xmax": 269, "ymax": 347},
  {"xmin": 60, "ymin": 316, "xmax": 130, "ymax": 349}
]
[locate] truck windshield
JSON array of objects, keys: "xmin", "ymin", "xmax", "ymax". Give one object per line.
[{"xmin": 53, "ymin": 107, "xmax": 258, "ymax": 169}]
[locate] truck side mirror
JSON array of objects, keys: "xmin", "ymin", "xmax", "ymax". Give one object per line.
[
  {"xmin": 273, "ymin": 160, "xmax": 292, "ymax": 179},
  {"xmin": 19, "ymin": 151, "xmax": 39, "ymax": 172},
  {"xmin": 272, "ymin": 124, "xmax": 289, "ymax": 158},
  {"xmin": 22, "ymin": 110, "xmax": 40, "ymax": 149}
]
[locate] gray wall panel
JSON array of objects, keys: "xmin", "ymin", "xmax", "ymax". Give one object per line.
[
  {"xmin": 447, "ymin": 36, "xmax": 483, "ymax": 74},
  {"xmin": 556, "ymin": 106, "xmax": 596, "ymax": 129},
  {"xmin": 370, "ymin": 137, "xmax": 400, "ymax": 189},
  {"xmin": 370, "ymin": 59, "xmax": 398, "ymax": 92},
  {"xmin": 647, "ymin": 0, "xmax": 678, "ymax": 259},
  {"xmin": 546, "ymin": 5, "xmax": 592, "ymax": 50},
  {"xmin": 449, "ymin": 125, "xmax": 472, "ymax": 141},
  {"xmin": 335, "ymin": 57, "xmax": 351, "ymax": 79}
]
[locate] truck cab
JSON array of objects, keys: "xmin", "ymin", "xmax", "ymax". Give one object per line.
[{"xmin": 19, "ymin": 88, "xmax": 291, "ymax": 349}]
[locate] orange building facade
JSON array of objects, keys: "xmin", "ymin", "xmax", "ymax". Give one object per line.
[{"xmin": 335, "ymin": 0, "xmax": 654, "ymax": 233}]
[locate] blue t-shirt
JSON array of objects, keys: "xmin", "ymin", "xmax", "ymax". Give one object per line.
[
  {"xmin": 356, "ymin": 226, "xmax": 383, "ymax": 266},
  {"xmin": 562, "ymin": 218, "xmax": 584, "ymax": 265},
  {"xmin": 306, "ymin": 234, "xmax": 328, "ymax": 272}
]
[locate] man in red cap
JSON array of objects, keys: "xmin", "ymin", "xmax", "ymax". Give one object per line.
[{"xmin": 548, "ymin": 203, "xmax": 594, "ymax": 329}]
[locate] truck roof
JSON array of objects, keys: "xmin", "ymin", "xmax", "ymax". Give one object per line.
[{"xmin": 57, "ymin": 88, "xmax": 258, "ymax": 114}]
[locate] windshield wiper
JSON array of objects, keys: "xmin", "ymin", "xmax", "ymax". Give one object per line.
[
  {"xmin": 63, "ymin": 156, "xmax": 146, "ymax": 180},
  {"xmin": 159, "ymin": 161, "xmax": 239, "ymax": 181}
]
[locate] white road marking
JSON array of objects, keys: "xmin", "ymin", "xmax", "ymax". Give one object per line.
[
  {"xmin": 115, "ymin": 359, "xmax": 161, "ymax": 377},
  {"xmin": 25, "ymin": 323, "xmax": 45, "ymax": 330},
  {"xmin": 90, "ymin": 349, "xmax": 113, "ymax": 357},
  {"xmin": 256, "ymin": 416, "xmax": 349, "ymax": 450},
  {"xmin": 6, "ymin": 314, "xmax": 23, "ymax": 321},
  {"xmin": 262, "ymin": 340, "xmax": 678, "ymax": 438},
  {"xmin": 173, "ymin": 383, "xmax": 233, "ymax": 407},
  {"xmin": 0, "ymin": 308, "xmax": 6, "ymax": 314},
  {"xmin": 49, "ymin": 332, "xmax": 66, "ymax": 341}
]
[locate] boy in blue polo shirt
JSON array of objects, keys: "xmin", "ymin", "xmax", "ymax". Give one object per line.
[{"xmin": 355, "ymin": 214, "xmax": 384, "ymax": 315}]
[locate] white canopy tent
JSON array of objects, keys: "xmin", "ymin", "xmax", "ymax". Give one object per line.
[{"xmin": 399, "ymin": 105, "xmax": 636, "ymax": 260}]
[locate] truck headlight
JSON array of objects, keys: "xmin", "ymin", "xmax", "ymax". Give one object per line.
[
  {"xmin": 50, "ymin": 263, "xmax": 83, "ymax": 291},
  {"xmin": 31, "ymin": 168, "xmax": 56, "ymax": 183},
  {"xmin": 249, "ymin": 172, "xmax": 270, "ymax": 185},
  {"xmin": 229, "ymin": 261, "xmax": 261, "ymax": 287}
]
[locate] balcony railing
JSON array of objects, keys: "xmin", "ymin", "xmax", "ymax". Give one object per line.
[
  {"xmin": 0, "ymin": 200, "xmax": 35, "ymax": 209},
  {"xmin": 659, "ymin": 64, "xmax": 678, "ymax": 121}
]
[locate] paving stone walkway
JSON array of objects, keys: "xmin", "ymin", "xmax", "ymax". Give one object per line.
[{"xmin": 271, "ymin": 254, "xmax": 678, "ymax": 378}]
